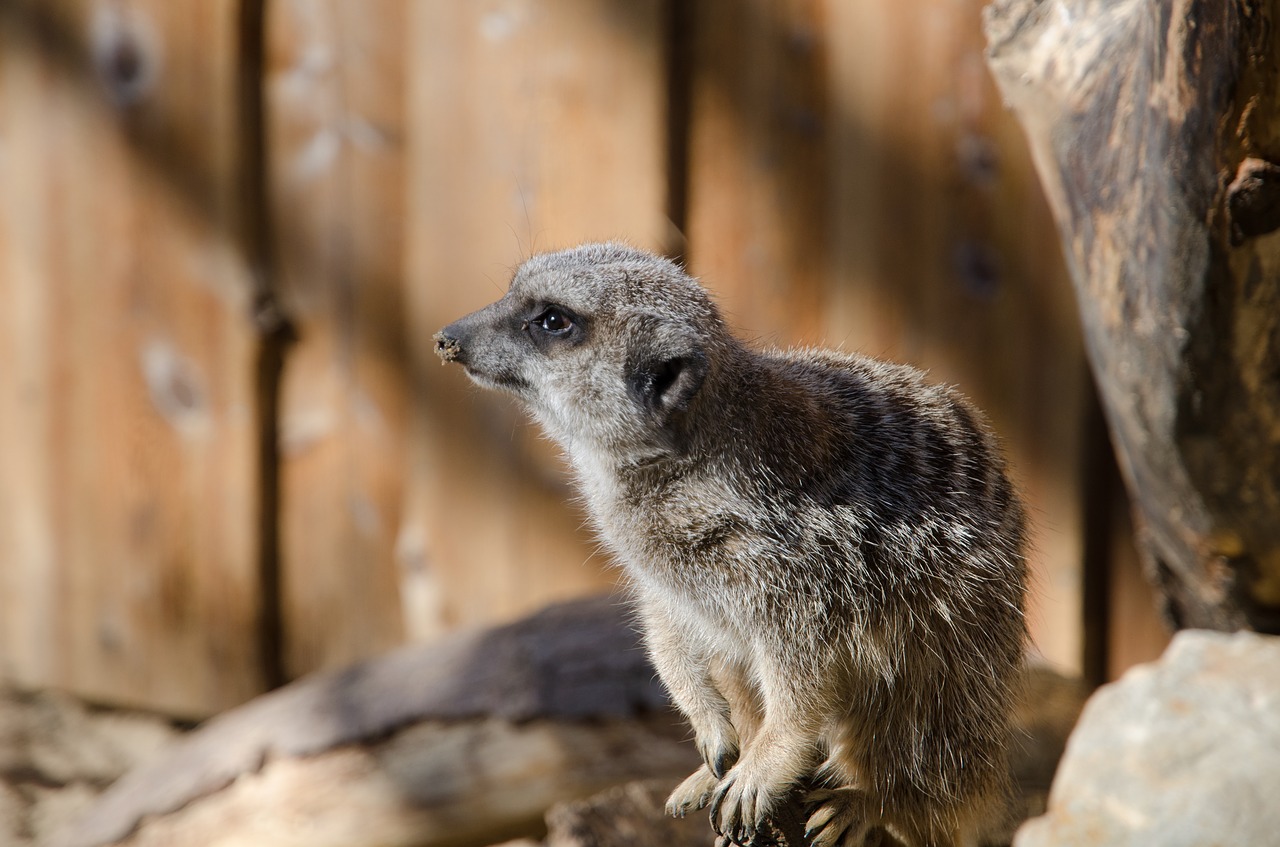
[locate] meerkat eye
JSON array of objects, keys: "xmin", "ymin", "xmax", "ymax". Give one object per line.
[{"xmin": 533, "ymin": 306, "xmax": 574, "ymax": 335}]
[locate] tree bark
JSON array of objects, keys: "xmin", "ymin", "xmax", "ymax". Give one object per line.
[{"xmin": 985, "ymin": 0, "xmax": 1280, "ymax": 632}]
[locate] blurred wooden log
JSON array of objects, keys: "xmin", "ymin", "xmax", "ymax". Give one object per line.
[
  {"xmin": 53, "ymin": 597, "xmax": 696, "ymax": 847},
  {"xmin": 46, "ymin": 594, "xmax": 1089, "ymax": 847},
  {"xmin": 0, "ymin": 688, "xmax": 181, "ymax": 847},
  {"xmin": 986, "ymin": 0, "xmax": 1280, "ymax": 632},
  {"xmin": 544, "ymin": 781, "xmax": 709, "ymax": 847},
  {"xmin": 546, "ymin": 780, "xmax": 809, "ymax": 847}
]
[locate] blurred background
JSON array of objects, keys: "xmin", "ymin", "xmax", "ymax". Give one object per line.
[{"xmin": 0, "ymin": 0, "xmax": 1168, "ymax": 721}]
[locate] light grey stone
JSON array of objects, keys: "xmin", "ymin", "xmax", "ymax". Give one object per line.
[{"xmin": 1016, "ymin": 630, "xmax": 1280, "ymax": 847}]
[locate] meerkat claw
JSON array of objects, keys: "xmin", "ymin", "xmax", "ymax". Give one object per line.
[{"xmin": 666, "ymin": 765, "xmax": 719, "ymax": 817}]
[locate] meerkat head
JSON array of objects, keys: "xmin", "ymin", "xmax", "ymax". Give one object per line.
[{"xmin": 435, "ymin": 242, "xmax": 728, "ymax": 462}]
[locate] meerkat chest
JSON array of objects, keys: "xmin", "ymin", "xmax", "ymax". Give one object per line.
[{"xmin": 578, "ymin": 459, "xmax": 753, "ymax": 588}]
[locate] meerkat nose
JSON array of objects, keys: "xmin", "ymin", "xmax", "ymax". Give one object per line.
[{"xmin": 433, "ymin": 330, "xmax": 463, "ymax": 364}]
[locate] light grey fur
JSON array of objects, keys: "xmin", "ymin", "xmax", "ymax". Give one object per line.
[{"xmin": 435, "ymin": 243, "xmax": 1029, "ymax": 847}]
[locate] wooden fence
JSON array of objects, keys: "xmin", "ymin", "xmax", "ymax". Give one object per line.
[{"xmin": 0, "ymin": 0, "xmax": 1166, "ymax": 718}]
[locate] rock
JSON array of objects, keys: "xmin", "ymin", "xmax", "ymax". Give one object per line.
[{"xmin": 1015, "ymin": 630, "xmax": 1280, "ymax": 846}]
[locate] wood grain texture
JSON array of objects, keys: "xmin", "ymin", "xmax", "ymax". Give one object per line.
[
  {"xmin": 404, "ymin": 0, "xmax": 668, "ymax": 640},
  {"xmin": 686, "ymin": 0, "xmax": 1089, "ymax": 671},
  {"xmin": 0, "ymin": 0, "xmax": 264, "ymax": 716},
  {"xmin": 70, "ymin": 720, "xmax": 695, "ymax": 847},
  {"xmin": 266, "ymin": 0, "xmax": 413, "ymax": 679},
  {"xmin": 987, "ymin": 0, "xmax": 1280, "ymax": 633}
]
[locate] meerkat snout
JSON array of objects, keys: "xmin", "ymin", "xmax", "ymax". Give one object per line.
[
  {"xmin": 438, "ymin": 242, "xmax": 1030, "ymax": 847},
  {"xmin": 433, "ymin": 330, "xmax": 461, "ymax": 364}
]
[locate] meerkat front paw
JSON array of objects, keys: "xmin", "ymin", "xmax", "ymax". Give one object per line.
[
  {"xmin": 707, "ymin": 766, "xmax": 788, "ymax": 843},
  {"xmin": 693, "ymin": 719, "xmax": 740, "ymax": 778},
  {"xmin": 805, "ymin": 788, "xmax": 874, "ymax": 847},
  {"xmin": 666, "ymin": 764, "xmax": 720, "ymax": 817}
]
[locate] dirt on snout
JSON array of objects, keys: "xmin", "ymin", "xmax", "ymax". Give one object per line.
[{"xmin": 433, "ymin": 331, "xmax": 461, "ymax": 363}]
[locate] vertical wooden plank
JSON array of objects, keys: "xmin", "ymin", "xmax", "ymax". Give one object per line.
[
  {"xmin": 683, "ymin": 0, "xmax": 829, "ymax": 347},
  {"xmin": 0, "ymin": 0, "xmax": 263, "ymax": 715},
  {"xmin": 406, "ymin": 0, "xmax": 668, "ymax": 640},
  {"xmin": 688, "ymin": 0, "xmax": 1089, "ymax": 672},
  {"xmin": 1107, "ymin": 499, "xmax": 1172, "ymax": 677},
  {"xmin": 266, "ymin": 0, "xmax": 412, "ymax": 678}
]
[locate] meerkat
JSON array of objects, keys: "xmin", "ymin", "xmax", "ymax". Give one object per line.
[{"xmin": 434, "ymin": 243, "xmax": 1029, "ymax": 847}]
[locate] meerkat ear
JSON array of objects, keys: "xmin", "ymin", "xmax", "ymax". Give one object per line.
[{"xmin": 630, "ymin": 349, "xmax": 708, "ymax": 426}]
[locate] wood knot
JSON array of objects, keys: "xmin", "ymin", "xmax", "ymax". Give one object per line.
[
  {"xmin": 1226, "ymin": 157, "xmax": 1280, "ymax": 245},
  {"xmin": 91, "ymin": 7, "xmax": 160, "ymax": 108},
  {"xmin": 142, "ymin": 340, "xmax": 209, "ymax": 435},
  {"xmin": 952, "ymin": 240, "xmax": 1002, "ymax": 301}
]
